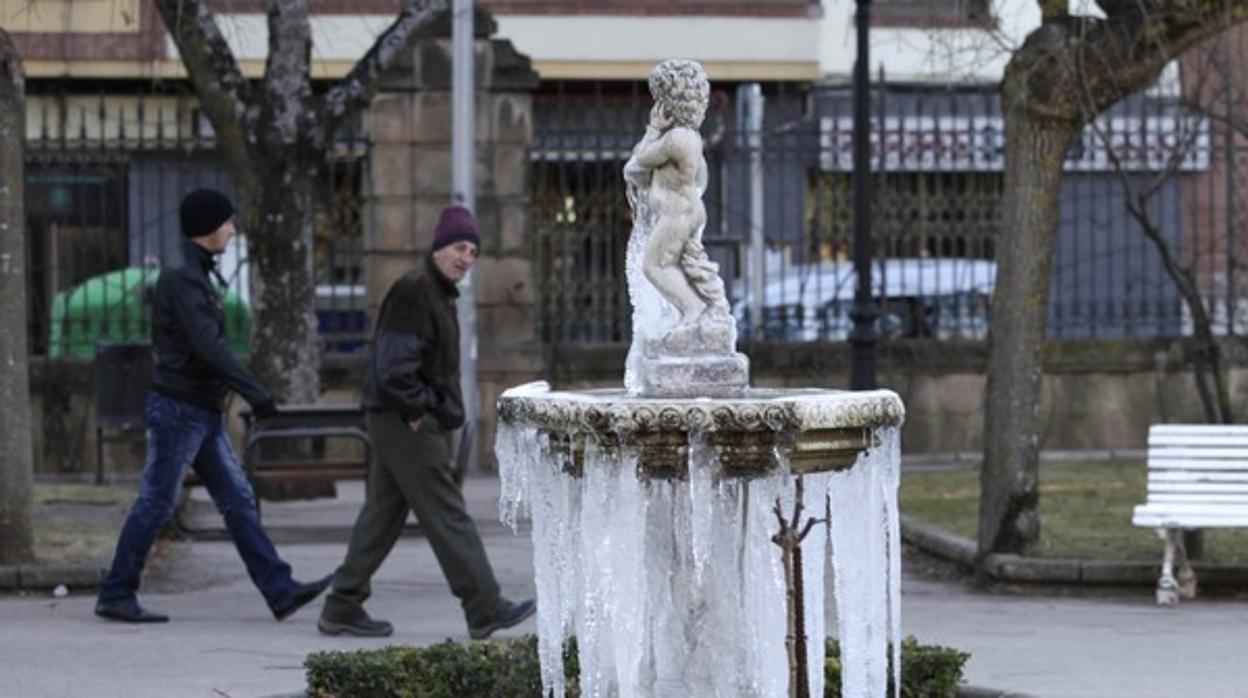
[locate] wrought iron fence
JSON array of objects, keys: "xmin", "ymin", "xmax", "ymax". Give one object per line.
[
  {"xmin": 22, "ymin": 89, "xmax": 369, "ymax": 358},
  {"xmin": 25, "ymin": 65, "xmax": 1248, "ymax": 356},
  {"xmin": 531, "ymin": 74, "xmax": 1245, "ymax": 345}
]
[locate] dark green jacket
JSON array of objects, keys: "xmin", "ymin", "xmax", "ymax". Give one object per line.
[{"xmin": 362, "ymin": 256, "xmax": 465, "ymax": 429}]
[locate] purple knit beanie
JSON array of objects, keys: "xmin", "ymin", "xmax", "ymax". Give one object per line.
[{"xmin": 431, "ymin": 205, "xmax": 481, "ymax": 252}]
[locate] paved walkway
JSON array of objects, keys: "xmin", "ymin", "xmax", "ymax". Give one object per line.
[{"xmin": 2, "ymin": 477, "xmax": 1245, "ymax": 697}]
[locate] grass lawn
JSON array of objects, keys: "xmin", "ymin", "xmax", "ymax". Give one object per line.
[
  {"xmin": 31, "ymin": 483, "xmax": 133, "ymax": 566},
  {"xmin": 900, "ymin": 460, "xmax": 1248, "ymax": 565}
]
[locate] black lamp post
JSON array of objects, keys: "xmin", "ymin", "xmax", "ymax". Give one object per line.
[{"xmin": 850, "ymin": 0, "xmax": 878, "ymax": 390}]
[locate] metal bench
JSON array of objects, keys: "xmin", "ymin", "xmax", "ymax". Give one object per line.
[
  {"xmin": 179, "ymin": 405, "xmax": 472, "ymax": 532},
  {"xmin": 239, "ymin": 405, "xmax": 373, "ymax": 515},
  {"xmin": 1131, "ymin": 424, "xmax": 1248, "ymax": 605},
  {"xmin": 178, "ymin": 405, "xmax": 371, "ymax": 529}
]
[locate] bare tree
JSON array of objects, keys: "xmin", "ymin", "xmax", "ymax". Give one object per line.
[
  {"xmin": 0, "ymin": 27, "xmax": 34, "ymax": 565},
  {"xmin": 979, "ymin": 0, "xmax": 1248, "ymax": 566},
  {"xmin": 772, "ymin": 478, "xmax": 823, "ymax": 698},
  {"xmin": 152, "ymin": 0, "xmax": 447, "ymax": 403},
  {"xmin": 1083, "ymin": 80, "xmax": 1235, "ymax": 426}
]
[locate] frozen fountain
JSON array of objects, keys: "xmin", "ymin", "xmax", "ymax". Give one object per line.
[{"xmin": 496, "ymin": 59, "xmax": 905, "ymax": 698}]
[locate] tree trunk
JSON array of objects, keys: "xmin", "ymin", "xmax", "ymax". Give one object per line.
[
  {"xmin": 150, "ymin": 1, "xmax": 447, "ymax": 407},
  {"xmin": 975, "ymin": 2, "xmax": 1248, "ymax": 571},
  {"xmin": 242, "ymin": 151, "xmax": 321, "ymax": 404},
  {"xmin": 0, "ymin": 29, "xmax": 34, "ymax": 564},
  {"xmin": 978, "ymin": 102, "xmax": 1078, "ymax": 564}
]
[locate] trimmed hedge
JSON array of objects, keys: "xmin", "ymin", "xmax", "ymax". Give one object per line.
[
  {"xmin": 825, "ymin": 636, "xmax": 970, "ymax": 698},
  {"xmin": 306, "ymin": 635, "xmax": 967, "ymax": 697}
]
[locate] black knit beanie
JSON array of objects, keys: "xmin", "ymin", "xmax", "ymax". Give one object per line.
[{"xmin": 180, "ymin": 188, "xmax": 235, "ymax": 238}]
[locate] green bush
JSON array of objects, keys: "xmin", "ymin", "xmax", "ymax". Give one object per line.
[
  {"xmin": 825, "ymin": 636, "xmax": 970, "ymax": 698},
  {"xmin": 306, "ymin": 634, "xmax": 967, "ymax": 697},
  {"xmin": 306, "ymin": 636, "xmax": 578, "ymax": 698}
]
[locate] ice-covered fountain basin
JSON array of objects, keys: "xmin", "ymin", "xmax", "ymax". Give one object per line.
[{"xmin": 497, "ymin": 383, "xmax": 905, "ymax": 478}]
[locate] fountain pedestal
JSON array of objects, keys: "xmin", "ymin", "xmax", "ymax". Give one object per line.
[{"xmin": 497, "ymin": 383, "xmax": 905, "ymax": 698}]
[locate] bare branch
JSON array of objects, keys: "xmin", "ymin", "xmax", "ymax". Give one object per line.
[
  {"xmin": 152, "ymin": 0, "xmax": 256, "ymax": 181},
  {"xmin": 1085, "ymin": 110, "xmax": 1234, "ymax": 422},
  {"xmin": 790, "ymin": 476, "xmax": 804, "ymax": 526},
  {"xmin": 317, "ymin": 0, "xmax": 448, "ymax": 148},
  {"xmin": 1016, "ymin": 1, "xmax": 1248, "ymax": 124},
  {"xmin": 263, "ymin": 0, "xmax": 314, "ymax": 148},
  {"xmin": 797, "ymin": 517, "xmax": 821, "ymax": 543}
]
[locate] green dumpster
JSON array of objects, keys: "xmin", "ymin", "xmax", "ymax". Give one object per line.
[{"xmin": 48, "ymin": 267, "xmax": 251, "ymax": 358}]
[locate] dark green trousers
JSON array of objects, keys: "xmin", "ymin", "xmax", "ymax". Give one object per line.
[{"xmin": 322, "ymin": 412, "xmax": 500, "ymax": 626}]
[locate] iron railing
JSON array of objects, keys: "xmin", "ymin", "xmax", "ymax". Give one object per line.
[
  {"xmin": 23, "ymin": 89, "xmax": 369, "ymax": 357},
  {"xmin": 531, "ymin": 75, "xmax": 1244, "ymax": 344}
]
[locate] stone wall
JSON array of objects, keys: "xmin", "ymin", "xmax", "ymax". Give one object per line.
[
  {"xmin": 31, "ymin": 339, "xmax": 1248, "ymax": 475},
  {"xmin": 476, "ymin": 338, "xmax": 1245, "ymax": 465},
  {"xmin": 364, "ymin": 12, "xmax": 538, "ymax": 350}
]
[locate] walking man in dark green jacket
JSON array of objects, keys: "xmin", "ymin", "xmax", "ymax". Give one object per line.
[{"xmin": 318, "ymin": 205, "xmax": 534, "ymax": 639}]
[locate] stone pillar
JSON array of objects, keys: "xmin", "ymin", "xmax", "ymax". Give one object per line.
[{"xmin": 363, "ymin": 9, "xmax": 540, "ymax": 464}]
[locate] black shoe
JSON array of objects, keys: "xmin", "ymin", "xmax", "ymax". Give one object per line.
[
  {"xmin": 469, "ymin": 598, "xmax": 536, "ymax": 640},
  {"xmin": 317, "ymin": 609, "xmax": 394, "ymax": 637},
  {"xmin": 272, "ymin": 574, "xmax": 333, "ymax": 621},
  {"xmin": 95, "ymin": 599, "xmax": 169, "ymax": 624}
]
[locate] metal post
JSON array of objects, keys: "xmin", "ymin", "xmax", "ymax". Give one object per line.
[
  {"xmin": 737, "ymin": 84, "xmax": 766, "ymax": 340},
  {"xmin": 452, "ymin": 0, "xmax": 479, "ymax": 470},
  {"xmin": 850, "ymin": 0, "xmax": 877, "ymax": 390}
]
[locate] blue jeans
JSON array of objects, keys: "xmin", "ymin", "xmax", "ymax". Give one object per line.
[{"xmin": 98, "ymin": 391, "xmax": 296, "ymax": 610}]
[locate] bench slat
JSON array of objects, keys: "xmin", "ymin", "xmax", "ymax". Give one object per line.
[
  {"xmin": 1148, "ymin": 481, "xmax": 1248, "ymax": 492},
  {"xmin": 1151, "ymin": 424, "xmax": 1248, "ymax": 436},
  {"xmin": 1146, "ymin": 458, "xmax": 1248, "ymax": 471},
  {"xmin": 1135, "ymin": 501, "xmax": 1248, "ymax": 512},
  {"xmin": 1147, "ymin": 491, "xmax": 1248, "ymax": 501},
  {"xmin": 251, "ymin": 469, "xmax": 365, "ymax": 482},
  {"xmin": 1146, "ymin": 494, "xmax": 1248, "ymax": 504},
  {"xmin": 1133, "ymin": 514, "xmax": 1248, "ymax": 528},
  {"xmin": 1147, "ymin": 447, "xmax": 1248, "ymax": 459},
  {"xmin": 250, "ymin": 459, "xmax": 366, "ymax": 472},
  {"xmin": 1149, "ymin": 435, "xmax": 1248, "ymax": 447},
  {"xmin": 1151, "ymin": 471, "xmax": 1248, "ymax": 482}
]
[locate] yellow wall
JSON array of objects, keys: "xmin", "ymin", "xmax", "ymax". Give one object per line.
[{"xmin": 0, "ymin": 0, "xmax": 143, "ymax": 33}]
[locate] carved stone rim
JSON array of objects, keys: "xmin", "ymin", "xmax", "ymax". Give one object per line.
[{"xmin": 497, "ymin": 382, "xmax": 905, "ymax": 434}]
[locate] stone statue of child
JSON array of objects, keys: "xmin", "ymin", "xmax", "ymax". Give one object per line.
[
  {"xmin": 622, "ymin": 59, "xmax": 748, "ymax": 396},
  {"xmin": 624, "ymin": 59, "xmax": 733, "ymax": 351}
]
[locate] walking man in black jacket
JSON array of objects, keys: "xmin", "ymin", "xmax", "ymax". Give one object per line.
[
  {"xmin": 317, "ymin": 205, "xmax": 534, "ymax": 639},
  {"xmin": 95, "ymin": 188, "xmax": 330, "ymax": 623}
]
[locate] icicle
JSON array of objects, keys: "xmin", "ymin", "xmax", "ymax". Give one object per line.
[
  {"xmin": 495, "ymin": 421, "xmax": 529, "ymax": 532},
  {"xmin": 688, "ymin": 431, "xmax": 716, "ymax": 583},
  {"xmin": 499, "ymin": 398, "xmax": 902, "ymax": 698},
  {"xmin": 801, "ymin": 472, "xmax": 832, "ymax": 698},
  {"xmin": 879, "ymin": 429, "xmax": 903, "ymax": 698},
  {"xmin": 828, "ymin": 427, "xmax": 902, "ymax": 698}
]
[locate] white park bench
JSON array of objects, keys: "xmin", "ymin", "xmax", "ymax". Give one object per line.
[{"xmin": 1131, "ymin": 424, "xmax": 1248, "ymax": 606}]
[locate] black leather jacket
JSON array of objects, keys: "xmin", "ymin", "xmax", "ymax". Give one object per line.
[
  {"xmin": 150, "ymin": 240, "xmax": 274, "ymax": 414},
  {"xmin": 362, "ymin": 256, "xmax": 465, "ymax": 430}
]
